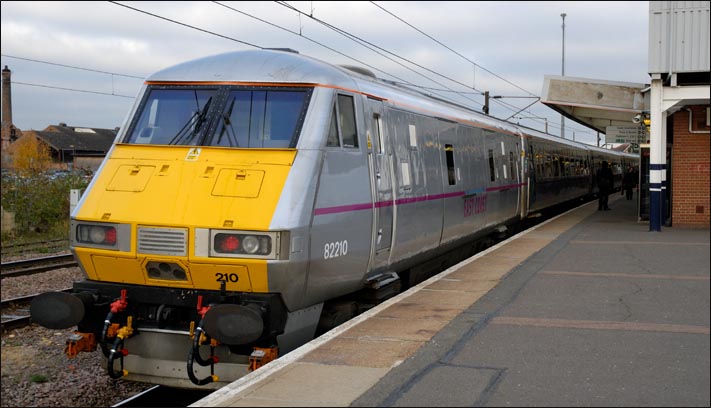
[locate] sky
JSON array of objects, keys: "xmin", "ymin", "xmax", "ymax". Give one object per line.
[{"xmin": 1, "ymin": 1, "xmax": 651, "ymax": 146}]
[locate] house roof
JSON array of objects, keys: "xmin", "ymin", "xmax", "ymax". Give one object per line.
[{"xmin": 31, "ymin": 124, "xmax": 117, "ymax": 153}]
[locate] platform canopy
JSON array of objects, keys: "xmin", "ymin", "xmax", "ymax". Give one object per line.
[{"xmin": 541, "ymin": 75, "xmax": 649, "ymax": 134}]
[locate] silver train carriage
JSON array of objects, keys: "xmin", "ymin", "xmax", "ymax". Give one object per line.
[{"xmin": 31, "ymin": 48, "xmax": 638, "ymax": 388}]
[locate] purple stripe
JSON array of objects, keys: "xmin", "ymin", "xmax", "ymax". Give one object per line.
[
  {"xmin": 315, "ymin": 191, "xmax": 466, "ymax": 216},
  {"xmin": 314, "ymin": 202, "xmax": 374, "ymax": 215},
  {"xmin": 375, "ymin": 200, "xmax": 394, "ymax": 208}
]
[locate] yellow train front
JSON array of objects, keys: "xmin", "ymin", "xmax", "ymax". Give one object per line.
[{"xmin": 30, "ymin": 49, "xmax": 377, "ymax": 389}]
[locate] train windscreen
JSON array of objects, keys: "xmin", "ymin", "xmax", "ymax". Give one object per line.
[{"xmin": 123, "ymin": 86, "xmax": 312, "ymax": 148}]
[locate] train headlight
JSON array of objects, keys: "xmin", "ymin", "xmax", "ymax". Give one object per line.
[
  {"xmin": 87, "ymin": 226, "xmax": 114, "ymax": 245},
  {"xmin": 195, "ymin": 229, "xmax": 288, "ymax": 260},
  {"xmin": 241, "ymin": 236, "xmax": 260, "ymax": 254},
  {"xmin": 71, "ymin": 221, "xmax": 131, "ymax": 252}
]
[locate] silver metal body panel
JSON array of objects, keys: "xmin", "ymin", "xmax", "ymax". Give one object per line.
[{"xmin": 385, "ymin": 109, "xmax": 446, "ymax": 264}]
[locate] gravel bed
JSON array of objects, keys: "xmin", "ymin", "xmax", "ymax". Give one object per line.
[{"xmin": 1, "ymin": 264, "xmax": 153, "ymax": 407}]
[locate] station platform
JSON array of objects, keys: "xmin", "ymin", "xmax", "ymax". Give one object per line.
[{"xmin": 193, "ymin": 194, "xmax": 710, "ymax": 407}]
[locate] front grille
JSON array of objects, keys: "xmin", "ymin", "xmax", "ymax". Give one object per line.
[{"xmin": 137, "ymin": 227, "xmax": 187, "ymax": 256}]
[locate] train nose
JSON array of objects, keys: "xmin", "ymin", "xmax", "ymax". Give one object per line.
[
  {"xmin": 202, "ymin": 304, "xmax": 264, "ymax": 345},
  {"xmin": 30, "ymin": 291, "xmax": 93, "ymax": 329}
]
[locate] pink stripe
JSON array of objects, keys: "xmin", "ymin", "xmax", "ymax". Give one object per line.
[
  {"xmin": 314, "ymin": 202, "xmax": 374, "ymax": 215},
  {"xmin": 315, "ymin": 191, "xmax": 465, "ymax": 216}
]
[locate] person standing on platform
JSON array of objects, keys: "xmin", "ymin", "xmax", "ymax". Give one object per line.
[
  {"xmin": 622, "ymin": 165, "xmax": 637, "ymax": 201},
  {"xmin": 596, "ymin": 161, "xmax": 613, "ymax": 211}
]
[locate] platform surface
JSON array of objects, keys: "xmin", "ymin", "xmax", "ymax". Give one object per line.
[{"xmin": 193, "ymin": 195, "xmax": 710, "ymax": 407}]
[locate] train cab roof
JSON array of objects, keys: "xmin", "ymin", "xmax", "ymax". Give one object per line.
[
  {"xmin": 145, "ymin": 49, "xmax": 521, "ymax": 137},
  {"xmin": 147, "ymin": 48, "xmax": 359, "ymax": 89}
]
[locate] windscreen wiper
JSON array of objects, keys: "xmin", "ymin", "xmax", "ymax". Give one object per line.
[
  {"xmin": 216, "ymin": 96, "xmax": 238, "ymax": 147},
  {"xmin": 169, "ymin": 96, "xmax": 213, "ymax": 145}
]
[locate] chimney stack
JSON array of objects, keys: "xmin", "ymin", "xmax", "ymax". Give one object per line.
[{"xmin": 2, "ymin": 65, "xmax": 15, "ymax": 152}]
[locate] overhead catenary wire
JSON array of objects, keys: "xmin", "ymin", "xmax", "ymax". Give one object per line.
[
  {"xmin": 5, "ymin": 2, "xmax": 600, "ymax": 142},
  {"xmin": 1, "ymin": 54, "xmax": 144, "ymax": 100},
  {"xmin": 113, "ymin": 0, "xmax": 485, "ymax": 111},
  {"xmin": 110, "ymin": 0, "xmax": 565, "ymax": 132},
  {"xmin": 11, "ymin": 81, "xmax": 136, "ymax": 99},
  {"xmin": 1, "ymin": 54, "xmax": 145, "ymax": 79},
  {"xmin": 213, "ymin": 1, "xmax": 485, "ymax": 109},
  {"xmin": 367, "ymin": 2, "xmax": 550, "ymax": 129},
  {"xmin": 273, "ymin": 1, "xmax": 486, "ymax": 109},
  {"xmin": 109, "ymin": 1, "xmax": 261, "ymax": 49},
  {"xmin": 210, "ymin": 1, "xmax": 422, "ymax": 91},
  {"xmin": 367, "ymin": 2, "xmax": 595, "ymax": 138},
  {"xmin": 370, "ymin": 1, "xmax": 538, "ymax": 98}
]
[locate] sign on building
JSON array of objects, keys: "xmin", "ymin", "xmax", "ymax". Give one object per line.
[{"xmin": 605, "ymin": 126, "xmax": 647, "ymax": 144}]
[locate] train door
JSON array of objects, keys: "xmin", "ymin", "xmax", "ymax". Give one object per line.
[
  {"xmin": 527, "ymin": 142, "xmax": 538, "ymax": 210},
  {"xmin": 365, "ymin": 98, "xmax": 394, "ymax": 270},
  {"xmin": 516, "ymin": 139, "xmax": 526, "ymax": 219},
  {"xmin": 501, "ymin": 138, "xmax": 520, "ymax": 221}
]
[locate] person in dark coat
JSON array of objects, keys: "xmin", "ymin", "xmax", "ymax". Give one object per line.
[
  {"xmin": 596, "ymin": 161, "xmax": 614, "ymax": 211},
  {"xmin": 622, "ymin": 165, "xmax": 637, "ymax": 200}
]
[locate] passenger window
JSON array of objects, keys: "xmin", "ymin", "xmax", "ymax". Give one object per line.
[
  {"xmin": 553, "ymin": 157, "xmax": 560, "ymax": 177},
  {"xmin": 374, "ymin": 114, "xmax": 384, "ymax": 154},
  {"xmin": 338, "ymin": 94, "xmax": 358, "ymax": 148},
  {"xmin": 488, "ymin": 149, "xmax": 496, "ymax": 181},
  {"xmin": 326, "ymin": 106, "xmax": 340, "ymax": 147},
  {"xmin": 445, "ymin": 144, "xmax": 456, "ymax": 185},
  {"xmin": 509, "ymin": 151, "xmax": 516, "ymax": 180}
]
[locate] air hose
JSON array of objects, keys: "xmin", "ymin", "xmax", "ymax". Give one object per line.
[{"xmin": 187, "ymin": 322, "xmax": 219, "ymax": 385}]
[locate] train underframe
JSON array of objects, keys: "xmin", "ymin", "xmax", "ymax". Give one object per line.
[{"xmin": 41, "ymin": 279, "xmax": 290, "ymax": 388}]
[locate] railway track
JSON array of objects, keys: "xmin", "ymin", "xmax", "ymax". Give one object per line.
[
  {"xmin": 112, "ymin": 385, "xmax": 211, "ymax": 407},
  {"xmin": 1, "ymin": 254, "xmax": 78, "ymax": 331},
  {"xmin": 0, "ymin": 254, "xmax": 77, "ymax": 278},
  {"xmin": 1, "ymin": 238, "xmax": 69, "ymax": 257},
  {"xmin": 1, "ymin": 288, "xmax": 73, "ymax": 331}
]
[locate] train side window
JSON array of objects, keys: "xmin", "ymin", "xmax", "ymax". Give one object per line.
[
  {"xmin": 408, "ymin": 124, "xmax": 417, "ymax": 149},
  {"xmin": 509, "ymin": 151, "xmax": 516, "ymax": 180},
  {"xmin": 488, "ymin": 149, "xmax": 496, "ymax": 182},
  {"xmin": 338, "ymin": 94, "xmax": 358, "ymax": 148},
  {"xmin": 374, "ymin": 114, "xmax": 384, "ymax": 154},
  {"xmin": 553, "ymin": 156, "xmax": 560, "ymax": 177},
  {"xmin": 327, "ymin": 106, "xmax": 340, "ymax": 147},
  {"xmin": 445, "ymin": 144, "xmax": 456, "ymax": 185}
]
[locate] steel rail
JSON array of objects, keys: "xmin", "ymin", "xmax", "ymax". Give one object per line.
[
  {"xmin": 1, "ymin": 288, "xmax": 73, "ymax": 331},
  {"xmin": 1, "ymin": 254, "xmax": 77, "ymax": 278}
]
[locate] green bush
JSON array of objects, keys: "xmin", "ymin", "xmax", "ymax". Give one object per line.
[{"xmin": 1, "ymin": 171, "xmax": 89, "ymax": 241}]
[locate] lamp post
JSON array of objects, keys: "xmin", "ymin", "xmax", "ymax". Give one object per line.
[{"xmin": 560, "ymin": 12, "xmax": 566, "ymax": 139}]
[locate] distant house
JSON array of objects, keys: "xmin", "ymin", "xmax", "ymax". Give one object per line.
[
  {"xmin": 611, "ymin": 143, "xmax": 634, "ymax": 153},
  {"xmin": 21, "ymin": 123, "xmax": 117, "ymax": 171}
]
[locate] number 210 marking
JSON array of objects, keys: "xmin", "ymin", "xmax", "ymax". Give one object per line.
[
  {"xmin": 215, "ymin": 273, "xmax": 239, "ymax": 282},
  {"xmin": 324, "ymin": 240, "xmax": 348, "ymax": 259}
]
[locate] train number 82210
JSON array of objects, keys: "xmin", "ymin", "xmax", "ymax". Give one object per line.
[{"xmin": 324, "ymin": 240, "xmax": 348, "ymax": 259}]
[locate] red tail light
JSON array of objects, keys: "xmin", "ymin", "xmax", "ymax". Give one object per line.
[
  {"xmin": 217, "ymin": 235, "xmax": 240, "ymax": 252},
  {"xmin": 104, "ymin": 228, "xmax": 117, "ymax": 245}
]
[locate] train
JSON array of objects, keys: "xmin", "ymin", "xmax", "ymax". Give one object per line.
[{"xmin": 31, "ymin": 48, "xmax": 638, "ymax": 389}]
